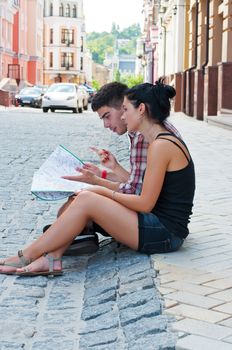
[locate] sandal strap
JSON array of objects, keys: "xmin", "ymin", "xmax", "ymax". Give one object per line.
[
  {"xmin": 44, "ymin": 253, "xmax": 61, "ymax": 272},
  {"xmin": 18, "ymin": 250, "xmax": 31, "ymax": 267}
]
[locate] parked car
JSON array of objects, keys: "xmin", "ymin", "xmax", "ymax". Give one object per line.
[
  {"xmin": 15, "ymin": 87, "xmax": 43, "ymax": 108},
  {"xmin": 42, "ymin": 83, "xmax": 88, "ymax": 113},
  {"xmin": 81, "ymin": 83, "xmax": 96, "ymax": 102}
]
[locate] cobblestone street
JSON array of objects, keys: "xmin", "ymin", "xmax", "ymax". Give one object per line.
[
  {"xmin": 0, "ymin": 107, "xmax": 231, "ymax": 349},
  {"xmin": 0, "ymin": 108, "xmax": 176, "ymax": 350}
]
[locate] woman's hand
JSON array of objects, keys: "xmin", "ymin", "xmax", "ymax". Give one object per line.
[
  {"xmin": 90, "ymin": 147, "xmax": 119, "ymax": 170},
  {"xmin": 62, "ymin": 167, "xmax": 98, "ymax": 185},
  {"xmin": 82, "ymin": 162, "xmax": 101, "ymax": 177}
]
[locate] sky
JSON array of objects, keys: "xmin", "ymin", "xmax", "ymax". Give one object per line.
[{"xmin": 83, "ymin": 0, "xmax": 143, "ymax": 33}]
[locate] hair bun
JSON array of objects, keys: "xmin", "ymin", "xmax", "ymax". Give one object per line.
[{"xmin": 165, "ymin": 85, "xmax": 176, "ymax": 99}]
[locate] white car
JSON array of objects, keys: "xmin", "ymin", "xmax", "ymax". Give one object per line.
[{"xmin": 42, "ymin": 83, "xmax": 89, "ymax": 113}]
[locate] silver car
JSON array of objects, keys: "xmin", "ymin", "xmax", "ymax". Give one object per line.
[{"xmin": 42, "ymin": 83, "xmax": 89, "ymax": 113}]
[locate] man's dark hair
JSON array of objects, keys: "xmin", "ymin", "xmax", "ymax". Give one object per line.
[{"xmin": 91, "ymin": 82, "xmax": 128, "ymax": 111}]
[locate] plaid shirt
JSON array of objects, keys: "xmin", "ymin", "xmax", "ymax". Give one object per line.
[{"xmin": 118, "ymin": 120, "xmax": 181, "ymax": 194}]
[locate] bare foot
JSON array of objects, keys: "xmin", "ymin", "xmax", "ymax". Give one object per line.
[{"xmin": 16, "ymin": 255, "xmax": 62, "ymax": 274}]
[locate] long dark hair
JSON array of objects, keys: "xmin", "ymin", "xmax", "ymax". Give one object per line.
[{"xmin": 124, "ymin": 78, "xmax": 176, "ymax": 123}]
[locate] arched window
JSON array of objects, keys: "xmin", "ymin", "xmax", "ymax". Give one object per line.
[
  {"xmin": 65, "ymin": 4, "xmax": 70, "ymax": 17},
  {"xmin": 72, "ymin": 5, "xmax": 77, "ymax": 18},
  {"xmin": 59, "ymin": 3, "xmax": 64, "ymax": 16},
  {"xmin": 50, "ymin": 2, "xmax": 53, "ymax": 16}
]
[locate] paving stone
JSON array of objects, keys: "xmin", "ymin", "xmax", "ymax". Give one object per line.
[
  {"xmin": 223, "ymin": 335, "xmax": 232, "ymax": 343},
  {"xmin": 166, "ymin": 291, "xmax": 223, "ymax": 309},
  {"xmin": 120, "ymin": 299, "xmax": 161, "ymax": 326},
  {"xmin": 118, "ymin": 276, "xmax": 154, "ymax": 296},
  {"xmin": 219, "ymin": 318, "xmax": 232, "ymax": 328},
  {"xmin": 80, "ymin": 310, "xmax": 119, "ymax": 334},
  {"xmin": 129, "ymin": 332, "xmax": 177, "ymax": 350},
  {"xmin": 32, "ymin": 340, "xmax": 76, "ymax": 350},
  {"xmin": 0, "ymin": 342, "xmax": 25, "ymax": 349},
  {"xmin": 209, "ymin": 289, "xmax": 232, "ymax": 302},
  {"xmin": 79, "ymin": 328, "xmax": 119, "ymax": 348},
  {"xmin": 203, "ymin": 279, "xmax": 232, "ymax": 290},
  {"xmin": 173, "ymin": 318, "xmax": 232, "ymax": 340},
  {"xmin": 165, "ymin": 281, "xmax": 218, "ymax": 296},
  {"xmin": 176, "ymin": 334, "xmax": 232, "ymax": 350},
  {"xmin": 213, "ymin": 302, "xmax": 232, "ymax": 314},
  {"xmin": 118, "ymin": 288, "xmax": 158, "ymax": 310},
  {"xmin": 167, "ymin": 304, "xmax": 229, "ymax": 323},
  {"xmin": 123, "ymin": 315, "xmax": 175, "ymax": 343},
  {"xmin": 81, "ymin": 301, "xmax": 115, "ymax": 321}
]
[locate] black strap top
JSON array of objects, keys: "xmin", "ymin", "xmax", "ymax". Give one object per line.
[{"xmin": 151, "ymin": 133, "xmax": 195, "ymax": 239}]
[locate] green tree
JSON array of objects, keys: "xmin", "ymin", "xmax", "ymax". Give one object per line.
[
  {"xmin": 86, "ymin": 24, "xmax": 141, "ymax": 64},
  {"xmin": 92, "ymin": 79, "xmax": 100, "ymax": 91},
  {"xmin": 120, "ymin": 74, "xmax": 144, "ymax": 88},
  {"xmin": 114, "ymin": 69, "xmax": 121, "ymax": 82}
]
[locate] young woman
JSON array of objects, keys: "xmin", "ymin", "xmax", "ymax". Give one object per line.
[{"xmin": 0, "ymin": 80, "xmax": 195, "ymax": 276}]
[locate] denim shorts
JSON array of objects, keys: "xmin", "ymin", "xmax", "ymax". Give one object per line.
[{"xmin": 137, "ymin": 212, "xmax": 184, "ymax": 254}]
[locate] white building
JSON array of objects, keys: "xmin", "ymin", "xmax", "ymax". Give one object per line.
[{"xmin": 43, "ymin": 0, "xmax": 89, "ymax": 84}]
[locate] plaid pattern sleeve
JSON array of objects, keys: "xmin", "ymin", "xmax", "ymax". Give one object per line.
[{"xmin": 119, "ymin": 133, "xmax": 149, "ymax": 194}]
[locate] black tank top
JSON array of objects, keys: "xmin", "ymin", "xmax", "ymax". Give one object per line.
[{"xmin": 151, "ymin": 133, "xmax": 195, "ymax": 239}]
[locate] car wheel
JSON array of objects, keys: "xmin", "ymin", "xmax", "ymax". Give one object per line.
[
  {"xmin": 51, "ymin": 108, "xmax": 55, "ymax": 112},
  {"xmin": 78, "ymin": 107, "xmax": 83, "ymax": 113},
  {"xmin": 43, "ymin": 107, "xmax": 49, "ymax": 113}
]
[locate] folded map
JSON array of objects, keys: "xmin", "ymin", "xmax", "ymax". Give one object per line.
[{"xmin": 31, "ymin": 145, "xmax": 90, "ymax": 201}]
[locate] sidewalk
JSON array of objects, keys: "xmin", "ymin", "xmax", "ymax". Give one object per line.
[{"xmin": 154, "ymin": 113, "xmax": 232, "ymax": 349}]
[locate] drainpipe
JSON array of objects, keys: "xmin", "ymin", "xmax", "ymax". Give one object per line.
[
  {"xmin": 202, "ymin": 0, "xmax": 210, "ymax": 74},
  {"xmin": 185, "ymin": 0, "xmax": 199, "ymax": 114},
  {"xmin": 161, "ymin": 18, "xmax": 166, "ymax": 76}
]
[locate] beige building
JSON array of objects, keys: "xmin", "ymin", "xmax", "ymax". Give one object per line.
[
  {"xmin": 43, "ymin": 0, "xmax": 88, "ymax": 85},
  {"xmin": 92, "ymin": 62, "xmax": 111, "ymax": 87},
  {"xmin": 143, "ymin": 0, "xmax": 232, "ymax": 120}
]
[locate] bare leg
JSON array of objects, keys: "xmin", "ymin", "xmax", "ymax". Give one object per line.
[
  {"xmin": 57, "ymin": 195, "xmax": 94, "ymax": 233},
  {"xmin": 0, "ymin": 191, "xmax": 139, "ymax": 273},
  {"xmin": 57, "ymin": 195, "xmax": 75, "ymax": 217}
]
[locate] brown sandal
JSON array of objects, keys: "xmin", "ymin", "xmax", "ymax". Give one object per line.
[
  {"xmin": 0, "ymin": 250, "xmax": 32, "ymax": 268},
  {"xmin": 16, "ymin": 254, "xmax": 63, "ymax": 277}
]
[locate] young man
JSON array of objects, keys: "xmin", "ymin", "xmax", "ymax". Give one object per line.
[{"xmin": 46, "ymin": 82, "xmax": 180, "ymax": 254}]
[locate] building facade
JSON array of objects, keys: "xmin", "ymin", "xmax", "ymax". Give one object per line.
[
  {"xmin": 0, "ymin": 0, "xmax": 20, "ymax": 82},
  {"xmin": 0, "ymin": 0, "xmax": 43, "ymax": 87},
  {"xmin": 43, "ymin": 0, "xmax": 87, "ymax": 85},
  {"xmin": 142, "ymin": 0, "xmax": 232, "ymax": 119}
]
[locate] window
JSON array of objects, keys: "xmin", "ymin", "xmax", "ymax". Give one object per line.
[
  {"xmin": 81, "ymin": 36, "xmax": 83, "ymax": 52},
  {"xmin": 61, "ymin": 29, "xmax": 74, "ymax": 45},
  {"xmin": 80, "ymin": 57, "xmax": 83, "ymax": 71},
  {"xmin": 72, "ymin": 5, "xmax": 77, "ymax": 17},
  {"xmin": 50, "ymin": 28, "xmax": 53, "ymax": 44},
  {"xmin": 61, "ymin": 53, "xmax": 74, "ymax": 68},
  {"xmin": 49, "ymin": 52, "xmax": 53, "ymax": 67},
  {"xmin": 50, "ymin": 2, "xmax": 53, "ymax": 16},
  {"xmin": 65, "ymin": 4, "xmax": 70, "ymax": 17},
  {"xmin": 59, "ymin": 3, "xmax": 64, "ymax": 16}
]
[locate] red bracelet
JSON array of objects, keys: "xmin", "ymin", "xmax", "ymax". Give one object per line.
[{"xmin": 101, "ymin": 169, "xmax": 107, "ymax": 179}]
